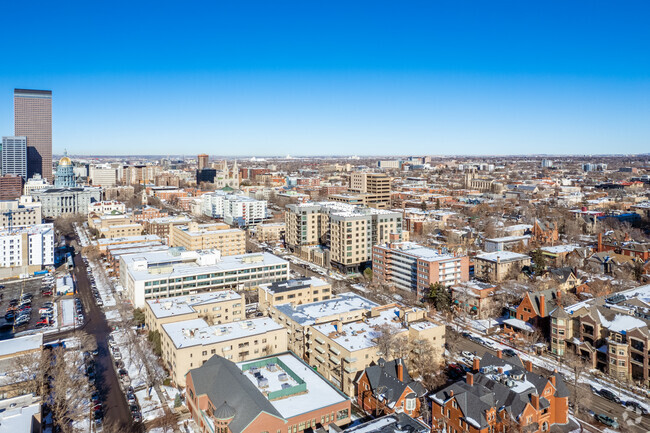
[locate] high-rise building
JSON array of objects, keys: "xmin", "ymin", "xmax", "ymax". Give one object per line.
[
  {"xmin": 348, "ymin": 172, "xmax": 391, "ymax": 208},
  {"xmin": 14, "ymin": 89, "xmax": 53, "ymax": 183},
  {"xmin": 1, "ymin": 136, "xmax": 27, "ymax": 180},
  {"xmin": 197, "ymin": 153, "xmax": 209, "ymax": 170}
]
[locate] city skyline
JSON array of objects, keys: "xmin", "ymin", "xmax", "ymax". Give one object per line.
[{"xmin": 1, "ymin": 1, "xmax": 649, "ymax": 156}]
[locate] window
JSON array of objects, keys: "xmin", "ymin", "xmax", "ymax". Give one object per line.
[{"xmin": 405, "ymin": 398, "xmax": 416, "ymax": 411}]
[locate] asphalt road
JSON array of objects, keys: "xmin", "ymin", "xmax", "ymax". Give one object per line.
[
  {"xmin": 453, "ymin": 333, "xmax": 650, "ymax": 433},
  {"xmin": 71, "ymin": 252, "xmax": 142, "ymax": 432}
]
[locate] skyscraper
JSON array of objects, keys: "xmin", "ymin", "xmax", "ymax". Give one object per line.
[
  {"xmin": 1, "ymin": 136, "xmax": 28, "ymax": 180},
  {"xmin": 197, "ymin": 153, "xmax": 209, "ymax": 170},
  {"xmin": 14, "ymin": 89, "xmax": 52, "ymax": 182}
]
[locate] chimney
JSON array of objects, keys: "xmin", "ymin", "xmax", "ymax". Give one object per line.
[
  {"xmin": 473, "ymin": 358, "xmax": 480, "ymax": 372},
  {"xmin": 396, "ymin": 360, "xmax": 404, "ymax": 382},
  {"xmin": 450, "ymin": 390, "xmax": 454, "ymax": 397},
  {"xmin": 525, "ymin": 360, "xmax": 533, "ymax": 372},
  {"xmin": 598, "ymin": 233, "xmax": 603, "ymax": 252},
  {"xmin": 497, "ymin": 349, "xmax": 502, "ymax": 359},
  {"xmin": 497, "ymin": 367, "xmax": 503, "ymax": 374},
  {"xmin": 466, "ymin": 373, "xmax": 474, "ymax": 386},
  {"xmin": 531, "ymin": 393, "xmax": 539, "ymax": 410},
  {"xmin": 539, "ymin": 294, "xmax": 546, "ymax": 317},
  {"xmin": 549, "ymin": 375, "xmax": 556, "ymax": 387}
]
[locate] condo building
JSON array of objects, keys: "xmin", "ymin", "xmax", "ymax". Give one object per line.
[
  {"xmin": 169, "ymin": 222, "xmax": 246, "ymax": 256},
  {"xmin": 1, "ymin": 136, "xmax": 27, "ymax": 180},
  {"xmin": 372, "ymin": 241, "xmax": 469, "ymax": 295}
]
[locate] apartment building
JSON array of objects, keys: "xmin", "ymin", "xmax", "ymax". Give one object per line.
[
  {"xmin": 285, "ymin": 203, "xmax": 328, "ymax": 249},
  {"xmin": 258, "ymin": 277, "xmax": 332, "ymax": 313},
  {"xmin": 308, "ymin": 304, "xmax": 445, "ymax": 396},
  {"xmin": 88, "ymin": 212, "xmax": 144, "ymax": 239},
  {"xmin": 143, "ymin": 215, "xmax": 192, "ymax": 240},
  {"xmin": 550, "ymin": 285, "xmax": 650, "ymax": 386},
  {"xmin": 144, "ymin": 290, "xmax": 245, "ymax": 334},
  {"xmin": 269, "ymin": 292, "xmax": 445, "ymax": 396},
  {"xmin": 285, "ymin": 202, "xmax": 405, "ymax": 272},
  {"xmin": 474, "ymin": 251, "xmax": 531, "ymax": 283},
  {"xmin": 169, "ymin": 222, "xmax": 245, "ymax": 255},
  {"xmin": 430, "ymin": 353, "xmax": 572, "ymax": 433},
  {"xmin": 201, "ymin": 191, "xmax": 267, "ymax": 227},
  {"xmin": 349, "ymin": 172, "xmax": 391, "ymax": 209},
  {"xmin": 133, "ymin": 206, "xmax": 170, "ymax": 222},
  {"xmin": 484, "ymin": 235, "xmax": 530, "ymax": 252},
  {"xmin": 124, "ymin": 164, "xmax": 161, "ymax": 185},
  {"xmin": 161, "ymin": 317, "xmax": 287, "ymax": 386},
  {"xmin": 255, "ymin": 222, "xmax": 285, "ymax": 242},
  {"xmin": 0, "ymin": 223, "xmax": 54, "ymax": 277},
  {"xmin": 373, "ymin": 241, "xmax": 469, "ymax": 296},
  {"xmin": 0, "ymin": 199, "xmax": 42, "ymax": 229},
  {"xmin": 120, "ymin": 248, "xmax": 289, "ymax": 308},
  {"xmin": 185, "ymin": 353, "xmax": 350, "ymax": 433}
]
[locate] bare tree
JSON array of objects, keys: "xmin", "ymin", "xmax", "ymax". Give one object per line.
[
  {"xmin": 150, "ymin": 410, "xmax": 178, "ymax": 433},
  {"xmin": 408, "ymin": 339, "xmax": 445, "ymax": 391},
  {"xmin": 49, "ymin": 346, "xmax": 95, "ymax": 433},
  {"xmin": 7, "ymin": 350, "xmax": 50, "ymax": 397},
  {"xmin": 373, "ymin": 323, "xmax": 401, "ymax": 358},
  {"xmin": 560, "ymin": 350, "xmax": 593, "ymax": 416}
]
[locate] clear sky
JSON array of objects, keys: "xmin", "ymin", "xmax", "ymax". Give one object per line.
[{"xmin": 1, "ymin": 0, "xmax": 649, "ymax": 156}]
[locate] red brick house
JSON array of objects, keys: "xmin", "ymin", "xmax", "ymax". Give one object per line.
[
  {"xmin": 531, "ymin": 220, "xmax": 559, "ymax": 246},
  {"xmin": 505, "ymin": 289, "xmax": 559, "ymax": 338},
  {"xmin": 430, "ymin": 353, "xmax": 574, "ymax": 433},
  {"xmin": 356, "ymin": 358, "xmax": 425, "ymax": 418}
]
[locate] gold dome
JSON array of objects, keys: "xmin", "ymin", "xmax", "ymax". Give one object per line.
[{"xmin": 59, "ymin": 156, "xmax": 72, "ymax": 166}]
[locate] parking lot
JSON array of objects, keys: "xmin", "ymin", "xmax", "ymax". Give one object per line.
[{"xmin": 0, "ymin": 274, "xmax": 84, "ymax": 339}]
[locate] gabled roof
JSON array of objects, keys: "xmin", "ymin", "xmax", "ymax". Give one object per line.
[
  {"xmin": 361, "ymin": 358, "xmax": 426, "ymax": 407},
  {"xmin": 521, "ymin": 288, "xmax": 558, "ymax": 318},
  {"xmin": 431, "ymin": 353, "xmax": 569, "ymax": 429}
]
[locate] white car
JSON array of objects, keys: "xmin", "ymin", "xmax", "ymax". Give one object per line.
[{"xmin": 461, "ymin": 351, "xmax": 474, "ymax": 359}]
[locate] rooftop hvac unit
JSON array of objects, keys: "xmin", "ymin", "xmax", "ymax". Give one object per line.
[
  {"xmin": 257, "ymin": 376, "xmax": 269, "ymax": 388},
  {"xmin": 278, "ymin": 373, "xmax": 288, "ymax": 382}
]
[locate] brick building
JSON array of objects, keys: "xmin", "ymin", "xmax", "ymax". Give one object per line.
[{"xmin": 430, "ymin": 352, "xmax": 573, "ymax": 433}]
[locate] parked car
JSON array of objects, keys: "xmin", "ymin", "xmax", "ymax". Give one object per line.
[
  {"xmin": 35, "ymin": 319, "xmax": 50, "ymax": 328},
  {"xmin": 599, "ymin": 388, "xmax": 621, "ymax": 404},
  {"xmin": 502, "ymin": 348, "xmax": 517, "ymax": 357},
  {"xmin": 595, "ymin": 414, "xmax": 619, "ymax": 429},
  {"xmin": 624, "ymin": 400, "xmax": 648, "ymax": 415},
  {"xmin": 461, "ymin": 351, "xmax": 474, "ymax": 359},
  {"xmin": 132, "ymin": 412, "xmax": 142, "ymax": 423},
  {"xmin": 113, "ymin": 352, "xmax": 122, "ymax": 360},
  {"xmin": 126, "ymin": 393, "xmax": 137, "ymax": 405}
]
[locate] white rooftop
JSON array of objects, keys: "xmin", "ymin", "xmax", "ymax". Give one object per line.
[
  {"xmin": 237, "ymin": 353, "xmax": 347, "ymax": 419},
  {"xmin": 147, "ymin": 290, "xmax": 241, "ymax": 319},
  {"xmin": 162, "ymin": 317, "xmax": 283, "ymax": 349},
  {"xmin": 540, "ymin": 244, "xmax": 582, "ymax": 254},
  {"xmin": 475, "ymin": 251, "xmax": 530, "ymax": 263},
  {"xmin": 0, "ymin": 334, "xmax": 43, "ymax": 358},
  {"xmin": 381, "ymin": 241, "xmax": 457, "ymax": 262},
  {"xmin": 275, "ymin": 292, "xmax": 378, "ymax": 326}
]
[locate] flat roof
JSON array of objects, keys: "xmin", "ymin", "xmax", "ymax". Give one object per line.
[
  {"xmin": 97, "ymin": 234, "xmax": 161, "ymax": 245},
  {"xmin": 237, "ymin": 352, "xmax": 348, "ymax": 419},
  {"xmin": 540, "ymin": 244, "xmax": 581, "ymax": 254},
  {"xmin": 475, "ymin": 251, "xmax": 530, "ymax": 263},
  {"xmin": 485, "ymin": 235, "xmax": 531, "ymax": 243},
  {"xmin": 125, "ymin": 251, "xmax": 288, "ymax": 281},
  {"xmin": 147, "ymin": 291, "xmax": 241, "ymax": 319},
  {"xmin": 0, "ymin": 334, "xmax": 43, "ymax": 357},
  {"xmin": 162, "ymin": 317, "xmax": 283, "ymax": 349},
  {"xmin": 260, "ymin": 277, "xmax": 329, "ymax": 295},
  {"xmin": 275, "ymin": 292, "xmax": 378, "ymax": 326},
  {"xmin": 381, "ymin": 242, "xmax": 457, "ymax": 262}
]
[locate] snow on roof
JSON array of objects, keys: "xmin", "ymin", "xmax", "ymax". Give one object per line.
[
  {"xmin": 596, "ymin": 310, "xmax": 646, "ymax": 333},
  {"xmin": 475, "ymin": 251, "xmax": 530, "ymax": 262},
  {"xmin": 312, "ymin": 308, "xmax": 409, "ymax": 352},
  {"xmin": 146, "ymin": 291, "xmax": 241, "ymax": 319},
  {"xmin": 0, "ymin": 334, "xmax": 43, "ymax": 357},
  {"xmin": 237, "ymin": 353, "xmax": 347, "ymax": 419},
  {"xmin": 162, "ymin": 317, "xmax": 283, "ymax": 349},
  {"xmin": 540, "ymin": 244, "xmax": 581, "ymax": 254},
  {"xmin": 502, "ymin": 318, "xmax": 535, "ymax": 333},
  {"xmin": 276, "ymin": 292, "xmax": 378, "ymax": 326}
]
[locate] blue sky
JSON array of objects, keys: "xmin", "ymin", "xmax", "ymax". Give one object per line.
[{"xmin": 1, "ymin": 0, "xmax": 649, "ymax": 156}]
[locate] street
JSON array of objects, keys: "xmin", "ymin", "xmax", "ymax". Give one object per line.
[
  {"xmin": 71, "ymin": 251, "xmax": 142, "ymax": 432},
  {"xmin": 453, "ymin": 333, "xmax": 650, "ymax": 433}
]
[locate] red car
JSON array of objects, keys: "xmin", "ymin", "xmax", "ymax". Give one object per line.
[
  {"xmin": 36, "ymin": 319, "xmax": 50, "ymax": 327},
  {"xmin": 41, "ymin": 290, "xmax": 53, "ymax": 296}
]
